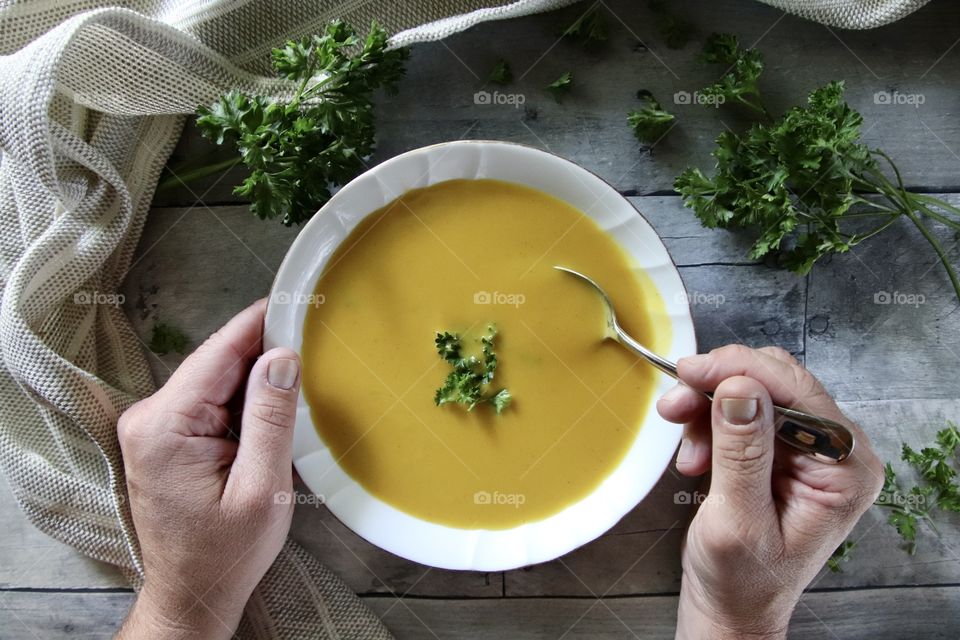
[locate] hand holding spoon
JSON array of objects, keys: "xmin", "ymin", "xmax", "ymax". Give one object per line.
[{"xmin": 554, "ymin": 266, "xmax": 854, "ymax": 463}]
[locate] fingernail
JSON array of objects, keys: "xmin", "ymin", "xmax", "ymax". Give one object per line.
[
  {"xmin": 268, "ymin": 358, "xmax": 299, "ymax": 390},
  {"xmin": 721, "ymin": 397, "xmax": 758, "ymax": 425},
  {"xmin": 682, "ymin": 354, "xmax": 711, "ymax": 368},
  {"xmin": 661, "ymin": 384, "xmax": 686, "ymax": 404},
  {"xmin": 676, "ymin": 437, "xmax": 694, "ymax": 464}
]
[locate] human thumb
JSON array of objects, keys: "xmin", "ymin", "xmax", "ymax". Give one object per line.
[
  {"xmin": 233, "ymin": 348, "xmax": 301, "ymax": 488},
  {"xmin": 708, "ymin": 375, "xmax": 776, "ymax": 513}
]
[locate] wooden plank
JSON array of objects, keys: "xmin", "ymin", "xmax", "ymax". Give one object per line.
[
  {"xmin": 4, "ymin": 587, "xmax": 957, "ymax": 639},
  {"xmin": 155, "ymin": 0, "xmax": 960, "ymax": 207},
  {"xmin": 0, "ymin": 477, "xmax": 126, "ymax": 590},
  {"xmin": 366, "ymin": 587, "xmax": 960, "ymax": 639},
  {"xmin": 0, "ymin": 591, "xmax": 133, "ymax": 639},
  {"xmin": 806, "ymin": 207, "xmax": 960, "ymax": 402}
]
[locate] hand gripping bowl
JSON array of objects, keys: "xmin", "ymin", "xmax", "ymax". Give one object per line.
[{"xmin": 264, "ymin": 141, "xmax": 696, "ymax": 571}]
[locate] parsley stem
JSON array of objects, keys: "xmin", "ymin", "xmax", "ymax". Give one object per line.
[
  {"xmin": 914, "ymin": 202, "xmax": 960, "ymax": 231},
  {"xmin": 851, "ymin": 216, "xmax": 900, "ymax": 243},
  {"xmin": 911, "ymin": 193, "xmax": 960, "ymax": 220},
  {"xmin": 903, "ymin": 208, "xmax": 960, "ymax": 302}
]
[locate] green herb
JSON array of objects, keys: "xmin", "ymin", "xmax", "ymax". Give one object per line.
[
  {"xmin": 697, "ymin": 33, "xmax": 768, "ymax": 117},
  {"xmin": 826, "ymin": 540, "xmax": 856, "ymax": 573},
  {"xmin": 675, "ymin": 34, "xmax": 960, "ymax": 301},
  {"xmin": 488, "ymin": 58, "xmax": 513, "ymax": 85},
  {"xmin": 628, "ymin": 92, "xmax": 675, "ymax": 144},
  {"xmin": 547, "ymin": 71, "xmax": 573, "ymax": 102},
  {"xmin": 649, "ymin": 0, "xmax": 695, "ymax": 49},
  {"xmin": 871, "ymin": 422, "xmax": 959, "ymax": 555},
  {"xmin": 149, "ymin": 322, "xmax": 189, "ymax": 356},
  {"xmin": 191, "ymin": 21, "xmax": 409, "ymax": 226},
  {"xmin": 875, "ymin": 462, "xmax": 936, "ymax": 555},
  {"xmin": 561, "ymin": 5, "xmax": 607, "ymax": 48},
  {"xmin": 434, "ymin": 325, "xmax": 512, "ymax": 415}
]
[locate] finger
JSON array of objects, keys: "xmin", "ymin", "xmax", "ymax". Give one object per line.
[
  {"xmin": 757, "ymin": 345, "xmax": 800, "ymax": 366},
  {"xmin": 677, "ymin": 345, "xmax": 842, "ymax": 421},
  {"xmin": 708, "ymin": 375, "xmax": 776, "ymax": 513},
  {"xmin": 676, "ymin": 415, "xmax": 712, "ymax": 476},
  {"xmin": 227, "ymin": 348, "xmax": 301, "ymax": 496},
  {"xmin": 657, "ymin": 383, "xmax": 710, "ymax": 424},
  {"xmin": 159, "ymin": 299, "xmax": 267, "ymax": 413}
]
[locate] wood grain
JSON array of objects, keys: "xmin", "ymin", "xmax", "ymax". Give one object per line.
[
  {"xmin": 155, "ymin": 0, "xmax": 960, "ymax": 207},
  {"xmin": 3, "ymin": 587, "xmax": 960, "ymax": 639}
]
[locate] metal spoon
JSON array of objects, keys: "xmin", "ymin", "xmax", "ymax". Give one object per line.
[{"xmin": 554, "ymin": 266, "xmax": 854, "ymax": 464}]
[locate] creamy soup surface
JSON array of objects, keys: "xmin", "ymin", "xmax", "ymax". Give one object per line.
[{"xmin": 301, "ymin": 179, "xmax": 671, "ymax": 529}]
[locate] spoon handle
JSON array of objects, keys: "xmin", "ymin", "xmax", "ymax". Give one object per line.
[{"xmin": 613, "ymin": 328, "xmax": 854, "ymax": 464}]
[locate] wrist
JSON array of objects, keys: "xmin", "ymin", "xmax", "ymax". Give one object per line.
[
  {"xmin": 675, "ymin": 583, "xmax": 791, "ymax": 640},
  {"xmin": 118, "ymin": 580, "xmax": 244, "ymax": 640}
]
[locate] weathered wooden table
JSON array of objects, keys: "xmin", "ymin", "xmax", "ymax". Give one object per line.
[{"xmin": 3, "ymin": 0, "xmax": 960, "ymax": 637}]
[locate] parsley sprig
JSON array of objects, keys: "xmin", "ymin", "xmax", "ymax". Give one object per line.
[
  {"xmin": 188, "ymin": 21, "xmax": 409, "ymax": 226},
  {"xmin": 434, "ymin": 326, "xmax": 512, "ymax": 415},
  {"xmin": 675, "ymin": 34, "xmax": 960, "ymax": 302},
  {"xmin": 628, "ymin": 91, "xmax": 675, "ymax": 144}
]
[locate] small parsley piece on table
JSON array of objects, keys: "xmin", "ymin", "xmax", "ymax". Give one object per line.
[
  {"xmin": 547, "ymin": 71, "xmax": 573, "ymax": 103},
  {"xmin": 561, "ymin": 5, "xmax": 607, "ymax": 49},
  {"xmin": 488, "ymin": 59, "xmax": 513, "ymax": 85},
  {"xmin": 149, "ymin": 322, "xmax": 189, "ymax": 356},
  {"xmin": 628, "ymin": 92, "xmax": 675, "ymax": 144},
  {"xmin": 434, "ymin": 325, "xmax": 512, "ymax": 415},
  {"xmin": 649, "ymin": 0, "xmax": 695, "ymax": 49},
  {"xmin": 826, "ymin": 540, "xmax": 857, "ymax": 573}
]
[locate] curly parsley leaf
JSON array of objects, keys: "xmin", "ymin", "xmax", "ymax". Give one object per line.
[
  {"xmin": 195, "ymin": 20, "xmax": 409, "ymax": 226},
  {"xmin": 547, "ymin": 71, "xmax": 573, "ymax": 102},
  {"xmin": 649, "ymin": 0, "xmax": 695, "ymax": 49},
  {"xmin": 698, "ymin": 33, "xmax": 768, "ymax": 117},
  {"xmin": 488, "ymin": 58, "xmax": 513, "ymax": 85},
  {"xmin": 902, "ymin": 422, "xmax": 960, "ymax": 513},
  {"xmin": 149, "ymin": 322, "xmax": 189, "ymax": 356},
  {"xmin": 434, "ymin": 325, "xmax": 512, "ymax": 415},
  {"xmin": 561, "ymin": 5, "xmax": 607, "ymax": 49},
  {"xmin": 628, "ymin": 92, "xmax": 675, "ymax": 144},
  {"xmin": 826, "ymin": 540, "xmax": 857, "ymax": 573}
]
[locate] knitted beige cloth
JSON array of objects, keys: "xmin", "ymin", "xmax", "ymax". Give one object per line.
[{"xmin": 0, "ymin": 0, "xmax": 929, "ymax": 638}]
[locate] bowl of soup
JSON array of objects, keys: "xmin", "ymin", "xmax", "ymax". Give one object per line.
[{"xmin": 264, "ymin": 140, "xmax": 696, "ymax": 571}]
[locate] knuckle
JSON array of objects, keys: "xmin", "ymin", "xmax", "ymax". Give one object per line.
[
  {"xmin": 249, "ymin": 395, "xmax": 295, "ymax": 429},
  {"xmin": 715, "ymin": 438, "xmax": 768, "ymax": 471},
  {"xmin": 760, "ymin": 346, "xmax": 798, "ymax": 365},
  {"xmin": 116, "ymin": 399, "xmax": 150, "ymax": 444},
  {"xmin": 712, "ymin": 343, "xmax": 752, "ymax": 363}
]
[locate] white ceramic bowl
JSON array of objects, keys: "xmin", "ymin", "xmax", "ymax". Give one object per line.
[{"xmin": 264, "ymin": 141, "xmax": 696, "ymax": 571}]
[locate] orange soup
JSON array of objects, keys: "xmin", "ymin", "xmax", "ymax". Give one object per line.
[{"xmin": 301, "ymin": 179, "xmax": 670, "ymax": 529}]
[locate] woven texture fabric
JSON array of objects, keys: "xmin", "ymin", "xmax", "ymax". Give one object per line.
[{"xmin": 0, "ymin": 0, "xmax": 930, "ymax": 638}]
